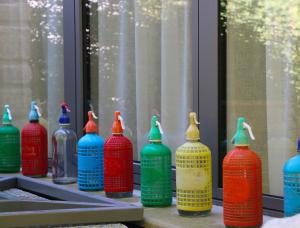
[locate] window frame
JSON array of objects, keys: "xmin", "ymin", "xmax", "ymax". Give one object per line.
[{"xmin": 78, "ymin": 0, "xmax": 283, "ymax": 217}]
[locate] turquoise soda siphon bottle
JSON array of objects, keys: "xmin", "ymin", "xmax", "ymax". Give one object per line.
[{"xmin": 78, "ymin": 111, "xmax": 105, "ymax": 191}]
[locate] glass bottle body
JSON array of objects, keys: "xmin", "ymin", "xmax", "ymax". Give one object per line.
[{"xmin": 52, "ymin": 124, "xmax": 77, "ymax": 184}]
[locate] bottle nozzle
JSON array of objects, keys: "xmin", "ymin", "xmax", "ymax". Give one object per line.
[
  {"xmin": 186, "ymin": 112, "xmax": 200, "ymax": 141},
  {"xmin": 59, "ymin": 102, "xmax": 70, "ymax": 125},
  {"xmin": 148, "ymin": 115, "xmax": 162, "ymax": 142},
  {"xmin": 112, "ymin": 111, "xmax": 124, "ymax": 134},
  {"xmin": 84, "ymin": 111, "xmax": 98, "ymax": 133},
  {"xmin": 29, "ymin": 101, "xmax": 41, "ymax": 121},
  {"xmin": 2, "ymin": 104, "xmax": 12, "ymax": 124},
  {"xmin": 232, "ymin": 117, "xmax": 255, "ymax": 146}
]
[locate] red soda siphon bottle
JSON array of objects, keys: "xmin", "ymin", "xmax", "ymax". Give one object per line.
[{"xmin": 21, "ymin": 101, "xmax": 48, "ymax": 177}]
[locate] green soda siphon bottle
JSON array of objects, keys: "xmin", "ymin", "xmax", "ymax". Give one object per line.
[
  {"xmin": 0, "ymin": 105, "xmax": 20, "ymax": 172},
  {"xmin": 141, "ymin": 115, "xmax": 172, "ymax": 207}
]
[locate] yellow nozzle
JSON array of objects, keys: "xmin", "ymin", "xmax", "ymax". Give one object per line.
[{"xmin": 186, "ymin": 112, "xmax": 200, "ymax": 141}]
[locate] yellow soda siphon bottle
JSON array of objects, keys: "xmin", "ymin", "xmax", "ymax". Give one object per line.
[{"xmin": 176, "ymin": 112, "xmax": 212, "ymax": 216}]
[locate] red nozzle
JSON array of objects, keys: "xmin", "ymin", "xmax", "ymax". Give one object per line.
[
  {"xmin": 84, "ymin": 111, "xmax": 98, "ymax": 133},
  {"xmin": 61, "ymin": 102, "xmax": 71, "ymax": 112},
  {"xmin": 112, "ymin": 111, "xmax": 123, "ymax": 134}
]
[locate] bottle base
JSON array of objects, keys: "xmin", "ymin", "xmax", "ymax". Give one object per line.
[
  {"xmin": 78, "ymin": 186, "xmax": 104, "ymax": 191},
  {"xmin": 225, "ymin": 225, "xmax": 262, "ymax": 228},
  {"xmin": 106, "ymin": 192, "xmax": 133, "ymax": 198},
  {"xmin": 23, "ymin": 174, "xmax": 47, "ymax": 178},
  {"xmin": 53, "ymin": 177, "xmax": 77, "ymax": 185},
  {"xmin": 0, "ymin": 169, "xmax": 20, "ymax": 173},
  {"xmin": 178, "ymin": 209, "xmax": 211, "ymax": 217}
]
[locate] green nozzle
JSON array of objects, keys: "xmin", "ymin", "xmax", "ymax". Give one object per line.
[
  {"xmin": 148, "ymin": 115, "xmax": 162, "ymax": 142},
  {"xmin": 232, "ymin": 117, "xmax": 250, "ymax": 146},
  {"xmin": 2, "ymin": 105, "xmax": 12, "ymax": 125}
]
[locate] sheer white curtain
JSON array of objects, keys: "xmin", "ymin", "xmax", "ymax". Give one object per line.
[
  {"xmin": 96, "ymin": 0, "xmax": 193, "ymax": 162},
  {"xmin": 226, "ymin": 0, "xmax": 300, "ymax": 196},
  {"xmin": 0, "ymin": 0, "xmax": 64, "ymax": 157}
]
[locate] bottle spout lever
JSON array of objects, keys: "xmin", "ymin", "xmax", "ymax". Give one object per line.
[
  {"xmin": 91, "ymin": 111, "xmax": 98, "ymax": 120},
  {"xmin": 243, "ymin": 122, "xmax": 255, "ymax": 140},
  {"xmin": 34, "ymin": 105, "xmax": 42, "ymax": 117},
  {"xmin": 118, "ymin": 115, "xmax": 125, "ymax": 130},
  {"xmin": 156, "ymin": 121, "xmax": 164, "ymax": 134}
]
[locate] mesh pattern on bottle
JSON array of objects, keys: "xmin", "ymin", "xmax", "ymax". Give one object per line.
[
  {"xmin": 284, "ymin": 173, "xmax": 300, "ymax": 216},
  {"xmin": 21, "ymin": 124, "xmax": 47, "ymax": 175},
  {"xmin": 141, "ymin": 156, "xmax": 172, "ymax": 205},
  {"xmin": 104, "ymin": 136, "xmax": 133, "ymax": 193},
  {"xmin": 176, "ymin": 143, "xmax": 212, "ymax": 210},
  {"xmin": 78, "ymin": 145, "xmax": 103, "ymax": 190},
  {"xmin": 223, "ymin": 151, "xmax": 262, "ymax": 226},
  {"xmin": 0, "ymin": 133, "xmax": 20, "ymax": 169}
]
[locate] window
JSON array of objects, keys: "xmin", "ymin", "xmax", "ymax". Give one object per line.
[
  {"xmin": 0, "ymin": 0, "xmax": 64, "ymax": 158},
  {"xmin": 84, "ymin": 0, "xmax": 197, "ymax": 165}
]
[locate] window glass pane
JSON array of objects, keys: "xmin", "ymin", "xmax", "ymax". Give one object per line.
[
  {"xmin": 0, "ymin": 0, "xmax": 64, "ymax": 158},
  {"xmin": 224, "ymin": 0, "xmax": 300, "ymax": 196},
  {"xmin": 88, "ymin": 0, "xmax": 194, "ymax": 164}
]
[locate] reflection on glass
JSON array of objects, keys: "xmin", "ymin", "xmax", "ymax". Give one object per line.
[
  {"xmin": 223, "ymin": 0, "xmax": 300, "ymax": 196},
  {"xmin": 0, "ymin": 0, "xmax": 64, "ymax": 158},
  {"xmin": 88, "ymin": 0, "xmax": 193, "ymax": 164}
]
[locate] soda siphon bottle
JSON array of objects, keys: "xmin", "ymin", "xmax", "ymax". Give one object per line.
[
  {"xmin": 223, "ymin": 117, "xmax": 262, "ymax": 228},
  {"xmin": 176, "ymin": 112, "xmax": 212, "ymax": 216},
  {"xmin": 283, "ymin": 139, "xmax": 300, "ymax": 217},
  {"xmin": 104, "ymin": 111, "xmax": 133, "ymax": 198},
  {"xmin": 22, "ymin": 101, "xmax": 48, "ymax": 177},
  {"xmin": 78, "ymin": 111, "xmax": 105, "ymax": 191},
  {"xmin": 52, "ymin": 102, "xmax": 77, "ymax": 184},
  {"xmin": 141, "ymin": 115, "xmax": 172, "ymax": 207},
  {"xmin": 0, "ymin": 105, "xmax": 20, "ymax": 173}
]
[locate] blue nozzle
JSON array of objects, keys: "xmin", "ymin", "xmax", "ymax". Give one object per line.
[
  {"xmin": 29, "ymin": 101, "xmax": 41, "ymax": 121},
  {"xmin": 59, "ymin": 102, "xmax": 70, "ymax": 124}
]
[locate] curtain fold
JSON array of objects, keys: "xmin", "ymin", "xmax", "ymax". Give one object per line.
[{"xmin": 97, "ymin": 0, "xmax": 193, "ymax": 162}]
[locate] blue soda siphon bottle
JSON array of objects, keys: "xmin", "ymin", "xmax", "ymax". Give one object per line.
[
  {"xmin": 78, "ymin": 111, "xmax": 105, "ymax": 191},
  {"xmin": 52, "ymin": 102, "xmax": 77, "ymax": 184},
  {"xmin": 283, "ymin": 139, "xmax": 300, "ymax": 217}
]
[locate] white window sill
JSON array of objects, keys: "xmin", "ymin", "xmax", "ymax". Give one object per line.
[{"xmin": 0, "ymin": 173, "xmax": 275, "ymax": 228}]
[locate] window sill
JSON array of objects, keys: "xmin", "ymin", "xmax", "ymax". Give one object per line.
[{"xmin": 0, "ymin": 173, "xmax": 274, "ymax": 228}]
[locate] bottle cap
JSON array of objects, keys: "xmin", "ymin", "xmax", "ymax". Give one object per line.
[
  {"xmin": 59, "ymin": 102, "xmax": 71, "ymax": 125},
  {"xmin": 186, "ymin": 112, "xmax": 200, "ymax": 141},
  {"xmin": 29, "ymin": 101, "xmax": 42, "ymax": 121},
  {"xmin": 2, "ymin": 105, "xmax": 12, "ymax": 125},
  {"xmin": 112, "ymin": 111, "xmax": 125, "ymax": 135},
  {"xmin": 231, "ymin": 117, "xmax": 255, "ymax": 146},
  {"xmin": 148, "ymin": 115, "xmax": 163, "ymax": 142},
  {"xmin": 84, "ymin": 111, "xmax": 98, "ymax": 133}
]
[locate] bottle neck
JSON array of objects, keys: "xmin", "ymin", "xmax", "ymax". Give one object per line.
[
  {"xmin": 235, "ymin": 145, "xmax": 249, "ymax": 149},
  {"xmin": 113, "ymin": 133, "xmax": 123, "ymax": 136},
  {"xmin": 30, "ymin": 120, "xmax": 39, "ymax": 123},
  {"xmin": 59, "ymin": 123, "xmax": 70, "ymax": 128},
  {"xmin": 149, "ymin": 140, "xmax": 161, "ymax": 144},
  {"xmin": 186, "ymin": 139, "xmax": 200, "ymax": 143}
]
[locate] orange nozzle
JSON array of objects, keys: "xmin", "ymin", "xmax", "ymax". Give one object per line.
[
  {"xmin": 84, "ymin": 111, "xmax": 98, "ymax": 133},
  {"xmin": 112, "ymin": 111, "xmax": 124, "ymax": 135}
]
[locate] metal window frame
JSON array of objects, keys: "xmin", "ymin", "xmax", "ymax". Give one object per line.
[{"xmin": 78, "ymin": 0, "xmax": 283, "ymax": 217}]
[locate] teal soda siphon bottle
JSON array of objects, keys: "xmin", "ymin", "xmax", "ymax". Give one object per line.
[
  {"xmin": 52, "ymin": 102, "xmax": 77, "ymax": 184},
  {"xmin": 0, "ymin": 105, "xmax": 20, "ymax": 172},
  {"xmin": 141, "ymin": 115, "xmax": 172, "ymax": 207},
  {"xmin": 283, "ymin": 138, "xmax": 300, "ymax": 217},
  {"xmin": 78, "ymin": 111, "xmax": 105, "ymax": 191}
]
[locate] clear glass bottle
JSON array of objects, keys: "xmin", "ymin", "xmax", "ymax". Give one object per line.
[{"xmin": 52, "ymin": 102, "xmax": 77, "ymax": 184}]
